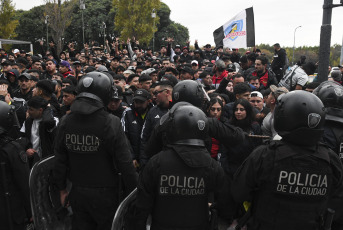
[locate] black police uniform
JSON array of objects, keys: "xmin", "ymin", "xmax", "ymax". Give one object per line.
[
  {"xmin": 0, "ymin": 137, "xmax": 31, "ymax": 230},
  {"xmin": 232, "ymin": 141, "xmax": 343, "ymax": 230},
  {"xmin": 54, "ymin": 97, "xmax": 137, "ymax": 230},
  {"xmin": 135, "ymin": 144, "xmax": 227, "ymax": 230},
  {"xmin": 323, "ymin": 120, "xmax": 343, "ymax": 159}
]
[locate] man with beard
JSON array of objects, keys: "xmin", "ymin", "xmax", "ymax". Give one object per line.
[
  {"xmin": 121, "ymin": 89, "xmax": 152, "ymax": 169},
  {"xmin": 42, "ymin": 59, "xmax": 57, "ymax": 80},
  {"xmin": 140, "ymin": 81, "xmax": 173, "ymax": 166},
  {"xmin": 251, "ymin": 56, "xmax": 278, "ymax": 90},
  {"xmin": 12, "ymin": 73, "xmax": 33, "ymax": 101}
]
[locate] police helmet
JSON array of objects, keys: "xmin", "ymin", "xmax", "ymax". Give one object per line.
[
  {"xmin": 274, "ymin": 90, "xmax": 325, "ymax": 145},
  {"xmin": 165, "ymin": 103, "xmax": 208, "ymax": 146},
  {"xmin": 172, "ymin": 80, "xmax": 209, "ymax": 108},
  {"xmin": 76, "ymin": 71, "xmax": 114, "ymax": 106},
  {"xmin": 0, "ymin": 101, "xmax": 15, "ymax": 135},
  {"xmin": 313, "ymin": 81, "xmax": 343, "ymax": 123}
]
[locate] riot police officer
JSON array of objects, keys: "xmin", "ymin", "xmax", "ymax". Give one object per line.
[
  {"xmin": 53, "ymin": 71, "xmax": 137, "ymax": 230},
  {"xmin": 134, "ymin": 104, "xmax": 229, "ymax": 229},
  {"xmin": 313, "ymin": 81, "xmax": 343, "ymax": 159},
  {"xmin": 313, "ymin": 81, "xmax": 343, "ymax": 230},
  {"xmin": 142, "ymin": 80, "xmax": 245, "ymax": 165},
  {"xmin": 231, "ymin": 90, "xmax": 343, "ymax": 230},
  {"xmin": 0, "ymin": 101, "xmax": 32, "ymax": 230}
]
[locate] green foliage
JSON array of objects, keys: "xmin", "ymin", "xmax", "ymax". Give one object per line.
[
  {"xmin": 0, "ymin": 0, "xmax": 18, "ymax": 39},
  {"xmin": 15, "ymin": 5, "xmax": 46, "ymax": 48},
  {"xmin": 154, "ymin": 2, "xmax": 189, "ymax": 50},
  {"xmin": 64, "ymin": 0, "xmax": 115, "ymax": 47},
  {"xmin": 246, "ymin": 43, "xmax": 342, "ymax": 67},
  {"xmin": 113, "ymin": 0, "xmax": 160, "ymax": 45}
]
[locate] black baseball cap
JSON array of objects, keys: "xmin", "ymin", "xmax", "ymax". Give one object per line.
[
  {"xmin": 133, "ymin": 89, "xmax": 151, "ymax": 101},
  {"xmin": 18, "ymin": 73, "xmax": 32, "ymax": 80},
  {"xmin": 112, "ymin": 85, "xmax": 123, "ymax": 100}
]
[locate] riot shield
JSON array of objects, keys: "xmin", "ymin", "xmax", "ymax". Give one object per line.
[
  {"xmin": 111, "ymin": 188, "xmax": 137, "ymax": 230},
  {"xmin": 29, "ymin": 156, "xmax": 72, "ymax": 230}
]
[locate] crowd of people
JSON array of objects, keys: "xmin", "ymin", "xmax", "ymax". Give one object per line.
[{"xmin": 0, "ymin": 37, "xmax": 343, "ymax": 230}]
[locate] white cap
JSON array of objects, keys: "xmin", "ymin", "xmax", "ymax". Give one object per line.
[
  {"xmin": 13, "ymin": 49, "xmax": 20, "ymax": 54},
  {"xmin": 191, "ymin": 60, "xmax": 198, "ymax": 65},
  {"xmin": 250, "ymin": 91, "xmax": 263, "ymax": 99}
]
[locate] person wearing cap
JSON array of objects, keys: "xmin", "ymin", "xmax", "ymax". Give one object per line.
[
  {"xmin": 110, "ymin": 56, "xmax": 121, "ymax": 71},
  {"xmin": 0, "ymin": 60, "xmax": 12, "ymax": 80},
  {"xmin": 121, "ymin": 89, "xmax": 152, "ymax": 169},
  {"xmin": 6, "ymin": 69, "xmax": 20, "ymax": 91},
  {"xmin": 249, "ymin": 91, "xmax": 270, "ymax": 125},
  {"xmin": 271, "ymin": 43, "xmax": 287, "ymax": 82},
  {"xmin": 20, "ymin": 96, "xmax": 59, "ymax": 166},
  {"xmin": 162, "ymin": 58, "xmax": 171, "ymax": 69},
  {"xmin": 194, "ymin": 40, "xmax": 213, "ymax": 61},
  {"xmin": 180, "ymin": 66, "xmax": 193, "ymax": 81},
  {"xmin": 59, "ymin": 60, "xmax": 73, "ymax": 78},
  {"xmin": 180, "ymin": 46, "xmax": 192, "ymax": 63},
  {"xmin": 230, "ymin": 48, "xmax": 241, "ymax": 64},
  {"xmin": 12, "ymin": 73, "xmax": 34, "ymax": 101},
  {"xmin": 261, "ymin": 85, "xmax": 288, "ymax": 139},
  {"xmin": 33, "ymin": 79, "xmax": 61, "ymax": 118},
  {"xmin": 213, "ymin": 45, "xmax": 224, "ymax": 61},
  {"xmin": 191, "ymin": 60, "xmax": 199, "ymax": 71},
  {"xmin": 107, "ymin": 85, "xmax": 126, "ymax": 118}
]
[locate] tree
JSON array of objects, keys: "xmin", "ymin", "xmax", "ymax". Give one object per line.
[
  {"xmin": 44, "ymin": 0, "xmax": 77, "ymax": 54},
  {"xmin": 15, "ymin": 6, "xmax": 46, "ymax": 52},
  {"xmin": 113, "ymin": 0, "xmax": 160, "ymax": 45},
  {"xmin": 154, "ymin": 2, "xmax": 189, "ymax": 50},
  {"xmin": 0, "ymin": 0, "xmax": 18, "ymax": 39},
  {"xmin": 64, "ymin": 0, "xmax": 116, "ymax": 49}
]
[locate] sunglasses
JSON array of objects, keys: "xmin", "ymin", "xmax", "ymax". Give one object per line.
[{"xmin": 153, "ymin": 89, "xmax": 167, "ymax": 96}]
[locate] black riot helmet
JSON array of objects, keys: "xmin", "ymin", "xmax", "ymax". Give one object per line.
[
  {"xmin": 0, "ymin": 101, "xmax": 15, "ymax": 135},
  {"xmin": 274, "ymin": 90, "xmax": 326, "ymax": 146},
  {"xmin": 313, "ymin": 81, "xmax": 343, "ymax": 123},
  {"xmin": 172, "ymin": 80, "xmax": 210, "ymax": 108},
  {"xmin": 164, "ymin": 102, "xmax": 209, "ymax": 146},
  {"xmin": 76, "ymin": 71, "xmax": 114, "ymax": 106}
]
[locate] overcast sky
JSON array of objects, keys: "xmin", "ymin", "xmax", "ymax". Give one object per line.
[{"xmin": 13, "ymin": 0, "xmax": 343, "ymax": 48}]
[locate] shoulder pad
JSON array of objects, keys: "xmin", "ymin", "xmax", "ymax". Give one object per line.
[{"xmin": 269, "ymin": 140, "xmax": 283, "ymax": 149}]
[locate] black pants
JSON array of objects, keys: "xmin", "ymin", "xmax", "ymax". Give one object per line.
[{"xmin": 70, "ymin": 186, "xmax": 119, "ymax": 230}]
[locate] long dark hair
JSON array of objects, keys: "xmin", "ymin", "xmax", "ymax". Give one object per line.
[
  {"xmin": 231, "ymin": 98, "xmax": 255, "ymax": 129},
  {"xmin": 206, "ymin": 97, "xmax": 223, "ymax": 118}
]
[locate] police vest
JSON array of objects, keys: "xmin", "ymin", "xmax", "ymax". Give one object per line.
[
  {"xmin": 152, "ymin": 148, "xmax": 211, "ymax": 230},
  {"xmin": 331, "ymin": 126, "xmax": 343, "ymax": 160},
  {"xmin": 254, "ymin": 143, "xmax": 334, "ymax": 230},
  {"xmin": 63, "ymin": 110, "xmax": 119, "ymax": 187}
]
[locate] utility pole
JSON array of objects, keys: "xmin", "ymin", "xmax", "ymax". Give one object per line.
[
  {"xmin": 45, "ymin": 15, "xmax": 49, "ymax": 51},
  {"xmin": 152, "ymin": 9, "xmax": 156, "ymax": 53},
  {"xmin": 317, "ymin": 0, "xmax": 343, "ymax": 82},
  {"xmin": 80, "ymin": 0, "xmax": 85, "ymax": 45}
]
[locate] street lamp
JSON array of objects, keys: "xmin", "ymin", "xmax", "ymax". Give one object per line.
[
  {"xmin": 45, "ymin": 15, "xmax": 49, "ymax": 51},
  {"xmin": 292, "ymin": 25, "xmax": 301, "ymax": 65},
  {"xmin": 100, "ymin": 22, "xmax": 106, "ymax": 48},
  {"xmin": 151, "ymin": 8, "xmax": 156, "ymax": 53},
  {"xmin": 80, "ymin": 0, "xmax": 85, "ymax": 46}
]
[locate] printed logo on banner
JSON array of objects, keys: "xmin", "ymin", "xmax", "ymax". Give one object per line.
[{"xmin": 224, "ymin": 19, "xmax": 246, "ymax": 41}]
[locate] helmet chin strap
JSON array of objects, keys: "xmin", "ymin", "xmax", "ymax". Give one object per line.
[{"xmin": 77, "ymin": 92, "xmax": 104, "ymax": 105}]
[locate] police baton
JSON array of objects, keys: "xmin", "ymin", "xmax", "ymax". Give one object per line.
[
  {"xmin": 323, "ymin": 208, "xmax": 335, "ymax": 230},
  {"xmin": 248, "ymin": 134, "xmax": 271, "ymax": 139},
  {"xmin": 1, "ymin": 162, "xmax": 14, "ymax": 230}
]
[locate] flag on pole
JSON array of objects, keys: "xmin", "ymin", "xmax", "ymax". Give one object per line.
[{"xmin": 213, "ymin": 7, "xmax": 255, "ymax": 49}]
